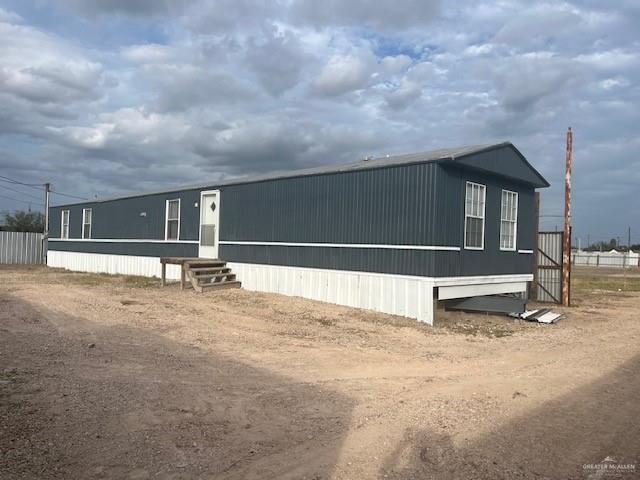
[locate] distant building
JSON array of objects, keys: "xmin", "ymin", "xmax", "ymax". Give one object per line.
[{"xmin": 47, "ymin": 142, "xmax": 549, "ymax": 324}]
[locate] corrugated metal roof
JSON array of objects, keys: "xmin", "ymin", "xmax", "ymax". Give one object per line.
[{"xmin": 53, "ymin": 141, "xmax": 541, "ymax": 206}]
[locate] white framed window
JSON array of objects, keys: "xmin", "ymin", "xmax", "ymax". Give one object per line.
[
  {"xmin": 82, "ymin": 208, "xmax": 92, "ymax": 239},
  {"xmin": 500, "ymin": 190, "xmax": 518, "ymax": 251},
  {"xmin": 165, "ymin": 199, "xmax": 180, "ymax": 241},
  {"xmin": 61, "ymin": 210, "xmax": 70, "ymax": 239},
  {"xmin": 464, "ymin": 181, "xmax": 486, "ymax": 250}
]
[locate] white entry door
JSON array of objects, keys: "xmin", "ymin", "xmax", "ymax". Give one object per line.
[{"xmin": 199, "ymin": 190, "xmax": 220, "ymax": 259}]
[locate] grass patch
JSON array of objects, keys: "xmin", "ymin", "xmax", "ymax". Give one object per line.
[
  {"xmin": 122, "ymin": 275, "xmax": 159, "ymax": 288},
  {"xmin": 572, "ymin": 274, "xmax": 640, "ymax": 293},
  {"xmin": 25, "ymin": 267, "xmax": 160, "ymax": 289}
]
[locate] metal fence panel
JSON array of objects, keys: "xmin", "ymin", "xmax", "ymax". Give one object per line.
[
  {"xmin": 536, "ymin": 231, "xmax": 563, "ymax": 303},
  {"xmin": 0, "ymin": 231, "xmax": 45, "ymax": 265},
  {"xmin": 572, "ymin": 252, "xmax": 640, "ymax": 268}
]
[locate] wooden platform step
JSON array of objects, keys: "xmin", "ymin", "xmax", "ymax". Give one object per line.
[
  {"xmin": 189, "ymin": 266, "xmax": 231, "ymax": 274},
  {"xmin": 194, "ymin": 273, "xmax": 236, "ymax": 282},
  {"xmin": 183, "ymin": 259, "xmax": 241, "ymax": 293},
  {"xmin": 186, "ymin": 260, "xmax": 227, "ymax": 268},
  {"xmin": 199, "ymin": 280, "xmax": 241, "ymax": 291}
]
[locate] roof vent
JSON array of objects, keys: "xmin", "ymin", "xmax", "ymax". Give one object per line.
[{"xmin": 361, "ymin": 155, "xmax": 373, "ymax": 162}]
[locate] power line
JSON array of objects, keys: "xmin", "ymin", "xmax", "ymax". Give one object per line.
[
  {"xmin": 0, "ymin": 175, "xmax": 43, "ymax": 188},
  {"xmin": 0, "ymin": 183, "xmax": 44, "ymax": 202},
  {"xmin": 0, "ymin": 174, "xmax": 88, "ymax": 201},
  {"xmin": 50, "ymin": 190, "xmax": 88, "ymax": 201},
  {"xmin": 0, "ymin": 193, "xmax": 44, "ymax": 207}
]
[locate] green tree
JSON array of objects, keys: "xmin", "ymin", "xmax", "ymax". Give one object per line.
[{"xmin": 4, "ymin": 210, "xmax": 45, "ymax": 233}]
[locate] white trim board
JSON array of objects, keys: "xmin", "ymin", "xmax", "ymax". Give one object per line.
[
  {"xmin": 518, "ymin": 249, "xmax": 534, "ymax": 254},
  {"xmin": 47, "ymin": 238, "xmax": 461, "ymax": 251},
  {"xmin": 219, "ymin": 241, "xmax": 460, "ymax": 251},
  {"xmin": 48, "ymin": 238, "xmax": 199, "ymax": 244}
]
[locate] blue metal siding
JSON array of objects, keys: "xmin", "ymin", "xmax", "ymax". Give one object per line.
[
  {"xmin": 219, "ymin": 162, "xmax": 444, "ymax": 245},
  {"xmin": 48, "ymin": 241, "xmax": 197, "ymax": 257},
  {"xmin": 219, "ymin": 245, "xmax": 460, "ymax": 277},
  {"xmin": 441, "ymin": 164, "xmax": 535, "ymax": 275},
  {"xmin": 50, "ymin": 190, "xmax": 201, "ymax": 241},
  {"xmin": 454, "ymin": 145, "xmax": 548, "ymax": 188},
  {"xmin": 48, "ymin": 147, "xmax": 540, "ymax": 277}
]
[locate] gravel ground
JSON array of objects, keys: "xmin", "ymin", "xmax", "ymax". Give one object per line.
[{"xmin": 1, "ymin": 265, "xmax": 639, "ymax": 479}]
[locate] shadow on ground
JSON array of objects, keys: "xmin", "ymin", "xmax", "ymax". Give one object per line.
[
  {"xmin": 0, "ymin": 293, "xmax": 354, "ymax": 480},
  {"xmin": 380, "ymin": 353, "xmax": 640, "ymax": 479}
]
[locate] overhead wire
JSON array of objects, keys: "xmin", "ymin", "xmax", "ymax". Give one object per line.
[
  {"xmin": 0, "ymin": 174, "xmax": 88, "ymax": 201},
  {"xmin": 0, "ymin": 183, "xmax": 44, "ymax": 202},
  {"xmin": 0, "ymin": 175, "xmax": 43, "ymax": 188},
  {"xmin": 0, "ymin": 193, "xmax": 44, "ymax": 207},
  {"xmin": 50, "ymin": 190, "xmax": 89, "ymax": 201}
]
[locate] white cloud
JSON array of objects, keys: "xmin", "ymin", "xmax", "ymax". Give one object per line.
[
  {"xmin": 0, "ymin": 21, "xmax": 104, "ymax": 106},
  {"xmin": 384, "ymin": 78, "xmax": 422, "ymax": 110},
  {"xmin": 599, "ymin": 77, "xmax": 629, "ymax": 90},
  {"xmin": 0, "ymin": 7, "xmax": 22, "ymax": 23},
  {"xmin": 575, "ymin": 49, "xmax": 638, "ymax": 70},
  {"xmin": 312, "ymin": 54, "xmax": 374, "ymax": 96},
  {"xmin": 122, "ymin": 43, "xmax": 176, "ymax": 63},
  {"xmin": 380, "ymin": 55, "xmax": 412, "ymax": 74}
]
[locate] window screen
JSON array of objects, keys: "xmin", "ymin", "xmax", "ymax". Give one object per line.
[
  {"xmin": 464, "ymin": 182, "xmax": 485, "ymax": 249},
  {"xmin": 61, "ymin": 210, "xmax": 69, "ymax": 239},
  {"xmin": 500, "ymin": 190, "xmax": 518, "ymax": 250},
  {"xmin": 82, "ymin": 208, "xmax": 92, "ymax": 239},
  {"xmin": 166, "ymin": 199, "xmax": 180, "ymax": 241}
]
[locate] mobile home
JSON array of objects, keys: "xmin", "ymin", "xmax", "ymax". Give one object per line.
[{"xmin": 48, "ymin": 142, "xmax": 549, "ymax": 324}]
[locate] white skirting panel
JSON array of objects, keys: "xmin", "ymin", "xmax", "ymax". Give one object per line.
[
  {"xmin": 47, "ymin": 251, "xmax": 182, "ymax": 280},
  {"xmin": 229, "ymin": 263, "xmax": 531, "ymax": 326},
  {"xmin": 229, "ymin": 262, "xmax": 436, "ymax": 324},
  {"xmin": 46, "ymin": 251, "xmax": 531, "ymax": 326}
]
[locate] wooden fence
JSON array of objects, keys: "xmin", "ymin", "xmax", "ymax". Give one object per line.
[{"xmin": 0, "ymin": 231, "xmax": 45, "ymax": 265}]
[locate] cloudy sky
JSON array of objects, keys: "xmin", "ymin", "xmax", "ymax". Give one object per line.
[{"xmin": 0, "ymin": 1, "xmax": 638, "ymax": 244}]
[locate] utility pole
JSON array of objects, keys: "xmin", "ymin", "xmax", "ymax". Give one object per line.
[
  {"xmin": 562, "ymin": 127, "xmax": 572, "ymax": 307},
  {"xmin": 43, "ymin": 183, "xmax": 50, "ymax": 264},
  {"xmin": 530, "ymin": 192, "xmax": 540, "ymax": 301}
]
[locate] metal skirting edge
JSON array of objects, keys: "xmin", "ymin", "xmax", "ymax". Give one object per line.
[{"xmin": 47, "ymin": 251, "xmax": 182, "ymax": 280}]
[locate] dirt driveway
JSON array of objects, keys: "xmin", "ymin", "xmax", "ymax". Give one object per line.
[{"xmin": 1, "ymin": 266, "xmax": 639, "ymax": 479}]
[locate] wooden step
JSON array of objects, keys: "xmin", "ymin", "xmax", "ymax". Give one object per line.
[
  {"xmin": 186, "ymin": 260, "xmax": 226, "ymax": 268},
  {"xmin": 190, "ymin": 266, "xmax": 231, "ymax": 274},
  {"xmin": 196, "ymin": 273, "xmax": 236, "ymax": 282},
  {"xmin": 199, "ymin": 280, "xmax": 241, "ymax": 291}
]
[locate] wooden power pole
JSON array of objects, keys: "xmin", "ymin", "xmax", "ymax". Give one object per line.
[
  {"xmin": 562, "ymin": 128, "xmax": 573, "ymax": 306},
  {"xmin": 43, "ymin": 182, "xmax": 50, "ymax": 264},
  {"xmin": 531, "ymin": 192, "xmax": 540, "ymax": 301}
]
